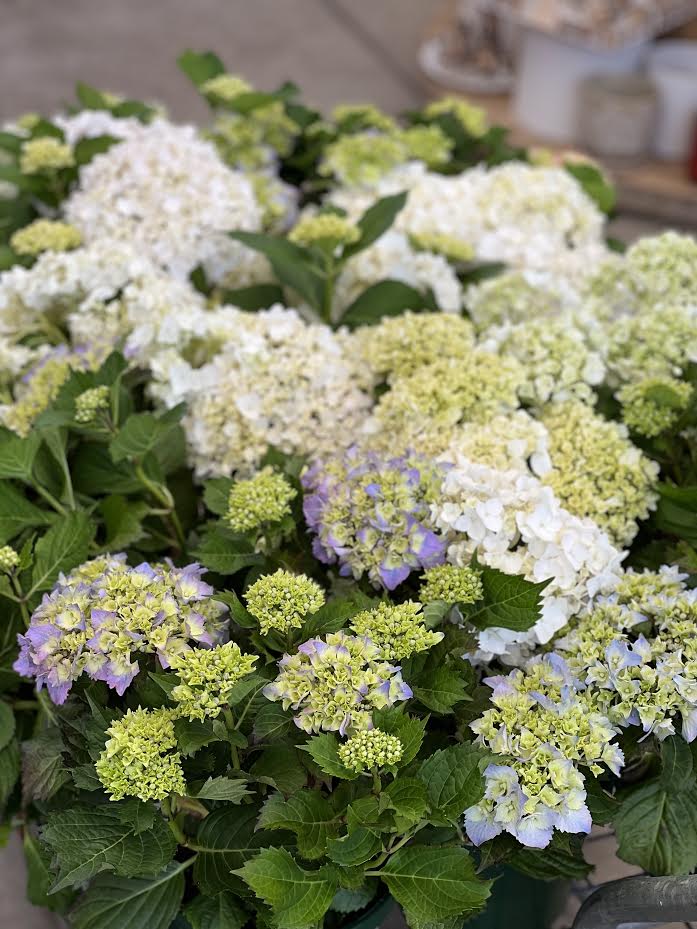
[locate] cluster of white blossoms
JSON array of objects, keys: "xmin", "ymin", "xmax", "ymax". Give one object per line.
[
  {"xmin": 152, "ymin": 304, "xmax": 371, "ymax": 477},
  {"xmin": 63, "ymin": 119, "xmax": 266, "ymax": 282},
  {"xmin": 432, "ymin": 455, "xmax": 624, "ymax": 661},
  {"xmin": 53, "ymin": 109, "xmax": 146, "ymax": 145}
]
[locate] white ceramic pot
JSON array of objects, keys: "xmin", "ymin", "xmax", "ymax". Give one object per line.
[
  {"xmin": 648, "ymin": 39, "xmax": 697, "ymax": 160},
  {"xmin": 513, "ymin": 27, "xmax": 648, "ymax": 143}
]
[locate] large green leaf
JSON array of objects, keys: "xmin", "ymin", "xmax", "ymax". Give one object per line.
[
  {"xmin": 257, "ymin": 789, "xmax": 339, "ymax": 859},
  {"xmin": 69, "ymin": 860, "xmax": 187, "ymax": 929},
  {"xmin": 372, "ymin": 709, "xmax": 426, "ymax": 768},
  {"xmin": 417, "ymin": 743, "xmax": 487, "ymax": 822},
  {"xmin": 381, "ymin": 777, "xmax": 429, "ymax": 831},
  {"xmin": 191, "ymin": 527, "xmax": 262, "ymax": 575},
  {"xmin": 463, "ymin": 565, "xmax": 549, "ymax": 631},
  {"xmin": 42, "ymin": 803, "xmax": 176, "ymax": 891},
  {"xmin": 0, "ymin": 737, "xmax": 19, "ymax": 805},
  {"xmin": 0, "ymin": 429, "xmax": 41, "ymax": 480},
  {"xmin": 327, "ymin": 827, "xmax": 381, "ymax": 867},
  {"xmin": 340, "ymin": 280, "xmax": 434, "ymax": 329},
  {"xmin": 21, "ymin": 729, "xmax": 70, "ymax": 802},
  {"xmin": 178, "ymin": 50, "xmax": 225, "ymax": 87},
  {"xmin": 193, "ymin": 776, "xmax": 252, "ymax": 803},
  {"xmin": 379, "ymin": 846, "xmax": 491, "ymax": 922},
  {"xmin": 411, "ymin": 667, "xmax": 470, "ymax": 714},
  {"xmin": 0, "ymin": 481, "xmax": 52, "ymax": 544},
  {"xmin": 654, "ymin": 484, "xmax": 697, "ymax": 546},
  {"xmin": 234, "ymin": 847, "xmax": 338, "ymax": 929},
  {"xmin": 299, "ymin": 733, "xmax": 357, "ymax": 780},
  {"xmin": 184, "ymin": 892, "xmax": 248, "ymax": 929},
  {"xmin": 615, "ymin": 779, "xmax": 697, "ymax": 874},
  {"xmin": 109, "ymin": 409, "xmax": 185, "ymax": 464},
  {"xmin": 342, "ymin": 192, "xmax": 408, "ymax": 258},
  {"xmin": 99, "ymin": 495, "xmax": 149, "ymax": 550},
  {"xmin": 0, "ymin": 701, "xmax": 15, "ymax": 752},
  {"xmin": 30, "ymin": 510, "xmax": 96, "ymax": 594},
  {"xmin": 229, "ymin": 232, "xmax": 324, "ymax": 311}
]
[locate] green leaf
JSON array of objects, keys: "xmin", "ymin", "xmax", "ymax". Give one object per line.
[
  {"xmin": 340, "ymin": 280, "xmax": 433, "ymax": 329},
  {"xmin": 222, "ymin": 284, "xmax": 285, "ymax": 311},
  {"xmin": 463, "ymin": 565, "xmax": 549, "ymax": 631},
  {"xmin": 381, "ymin": 777, "xmax": 429, "ymax": 830},
  {"xmin": 42, "ymin": 803, "xmax": 176, "ymax": 891},
  {"xmin": 24, "ymin": 831, "xmax": 74, "ymax": 912},
  {"xmin": 660, "ymin": 735, "xmax": 693, "ymax": 791},
  {"xmin": 228, "ymin": 232, "xmax": 324, "ymax": 311},
  {"xmin": 300, "ymin": 733, "xmax": 357, "ymax": 780},
  {"xmin": 30, "ymin": 511, "xmax": 96, "ymax": 594},
  {"xmin": 174, "ymin": 717, "xmax": 216, "ymax": 757},
  {"xmin": 615, "ymin": 779, "xmax": 697, "ymax": 874},
  {"xmin": 417, "ymin": 743, "xmax": 487, "ymax": 822},
  {"xmin": 0, "ymin": 481, "xmax": 52, "ymax": 544},
  {"xmin": 510, "ymin": 833, "xmax": 592, "ymax": 881},
  {"xmin": 379, "ymin": 846, "xmax": 491, "ymax": 922},
  {"xmin": 110, "ymin": 409, "xmax": 184, "ymax": 463},
  {"xmin": 258, "ymin": 789, "xmax": 339, "ymax": 859},
  {"xmin": 565, "ymin": 162, "xmax": 616, "ymax": 214},
  {"xmin": 184, "ymin": 892, "xmax": 248, "ymax": 929},
  {"xmin": 331, "ymin": 884, "xmax": 378, "ymax": 914},
  {"xmin": 0, "ymin": 738, "xmax": 19, "ymax": 805},
  {"xmin": 100, "ymin": 495, "xmax": 149, "ymax": 550},
  {"xmin": 583, "ymin": 777, "xmax": 619, "ymax": 826},
  {"xmin": 301, "ymin": 594, "xmax": 372, "ymax": 638},
  {"xmin": 250, "ymin": 744, "xmax": 308, "ymax": 796},
  {"xmin": 234, "ymin": 847, "xmax": 338, "ymax": 929},
  {"xmin": 74, "ymin": 134, "xmax": 118, "ymax": 166},
  {"xmin": 194, "ymin": 776, "xmax": 252, "ymax": 803},
  {"xmin": 252, "ymin": 702, "xmax": 293, "ymax": 743},
  {"xmin": 372, "ymin": 709, "xmax": 426, "ymax": 767},
  {"xmin": 203, "ymin": 478, "xmax": 233, "ymax": 517},
  {"xmin": 0, "ymin": 428, "xmax": 41, "ymax": 480},
  {"xmin": 327, "ymin": 827, "xmax": 381, "ymax": 866},
  {"xmin": 69, "ymin": 860, "xmax": 187, "ymax": 929},
  {"xmin": 21, "ymin": 729, "xmax": 70, "ymax": 802},
  {"xmin": 193, "ymin": 804, "xmax": 283, "ymax": 896},
  {"xmin": 654, "ymin": 484, "xmax": 697, "ymax": 545},
  {"xmin": 178, "ymin": 50, "xmax": 226, "ymax": 87},
  {"xmin": 412, "ymin": 667, "xmax": 470, "ymax": 714},
  {"xmin": 0, "ymin": 701, "xmax": 15, "ymax": 752},
  {"xmin": 343, "ymin": 192, "xmax": 408, "ymax": 258},
  {"xmin": 191, "ymin": 528, "xmax": 262, "ymax": 575}
]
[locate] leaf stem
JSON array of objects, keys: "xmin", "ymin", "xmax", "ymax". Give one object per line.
[{"xmin": 34, "ymin": 483, "xmax": 68, "ymax": 516}]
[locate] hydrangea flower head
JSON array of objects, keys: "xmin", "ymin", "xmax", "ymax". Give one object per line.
[
  {"xmin": 338, "ymin": 728, "xmax": 404, "ymax": 772},
  {"xmin": 419, "ymin": 564, "xmax": 483, "ymax": 605},
  {"xmin": 398, "ymin": 125, "xmax": 453, "ymax": 169},
  {"xmin": 263, "ymin": 631, "xmax": 412, "ymax": 734},
  {"xmin": 10, "ymin": 220, "xmax": 82, "ymax": 257},
  {"xmin": 20, "ymin": 137, "xmax": 74, "ymax": 174},
  {"xmin": 302, "ymin": 447, "xmax": 447, "ymax": 590},
  {"xmin": 319, "ymin": 132, "xmax": 406, "ymax": 187},
  {"xmin": 14, "ymin": 558, "xmax": 227, "ymax": 703},
  {"xmin": 626, "ymin": 232, "xmax": 697, "ymax": 308},
  {"xmin": 332, "ymin": 104, "xmax": 398, "ymax": 134},
  {"xmin": 74, "ymin": 385, "xmax": 110, "ymax": 424},
  {"xmin": 201, "ymin": 73, "xmax": 253, "ymax": 103},
  {"xmin": 95, "ymin": 707, "xmax": 186, "ymax": 802},
  {"xmin": 349, "ymin": 601, "xmax": 443, "ymax": 660},
  {"xmin": 245, "ymin": 569, "xmax": 325, "ymax": 636},
  {"xmin": 465, "ymin": 271, "xmax": 565, "ymax": 332},
  {"xmin": 542, "ymin": 401, "xmax": 659, "ymax": 545},
  {"xmin": 170, "ymin": 642, "xmax": 258, "ymax": 720},
  {"xmin": 423, "ymin": 96, "xmax": 488, "ymax": 137},
  {"xmin": 288, "ymin": 213, "xmax": 360, "ymax": 250},
  {"xmin": 618, "ymin": 376, "xmax": 693, "ymax": 438},
  {"xmin": 0, "ymin": 546, "xmax": 19, "ymax": 572},
  {"xmin": 225, "ymin": 467, "xmax": 296, "ymax": 533},
  {"xmin": 605, "ymin": 304, "xmax": 697, "ymax": 387}
]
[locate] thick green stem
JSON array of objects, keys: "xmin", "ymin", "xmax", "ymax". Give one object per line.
[{"xmin": 34, "ymin": 483, "xmax": 68, "ymax": 516}]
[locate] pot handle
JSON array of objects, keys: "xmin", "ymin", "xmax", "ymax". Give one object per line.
[{"xmin": 572, "ymin": 874, "xmax": 697, "ymax": 928}]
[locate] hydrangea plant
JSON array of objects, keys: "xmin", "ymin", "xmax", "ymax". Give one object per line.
[{"xmin": 0, "ymin": 48, "xmax": 695, "ymax": 929}]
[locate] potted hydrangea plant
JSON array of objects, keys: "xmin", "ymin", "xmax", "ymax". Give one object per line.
[{"xmin": 0, "ymin": 49, "xmax": 696, "ymax": 929}]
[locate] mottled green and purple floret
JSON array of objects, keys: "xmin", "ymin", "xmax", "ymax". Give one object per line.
[
  {"xmin": 14, "ymin": 555, "xmax": 228, "ymax": 704},
  {"xmin": 302, "ymin": 447, "xmax": 447, "ymax": 591},
  {"xmin": 263, "ymin": 630, "xmax": 412, "ymax": 735}
]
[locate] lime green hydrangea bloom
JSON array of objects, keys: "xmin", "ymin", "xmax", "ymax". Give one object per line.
[
  {"xmin": 626, "ymin": 232, "xmax": 697, "ymax": 308},
  {"xmin": 319, "ymin": 131, "xmax": 406, "ymax": 186},
  {"xmin": 288, "ymin": 213, "xmax": 360, "ymax": 250},
  {"xmin": 368, "ymin": 351, "xmax": 523, "ymax": 456},
  {"xmin": 226, "ymin": 467, "xmax": 296, "ymax": 533},
  {"xmin": 16, "ymin": 113, "xmax": 41, "ymax": 131},
  {"xmin": 606, "ymin": 305, "xmax": 697, "ymax": 386},
  {"xmin": 465, "ymin": 271, "xmax": 564, "ymax": 333},
  {"xmin": 332, "ymin": 104, "xmax": 398, "ymax": 134},
  {"xmin": 398, "ymin": 125, "xmax": 453, "ymax": 169},
  {"xmin": 353, "ymin": 311, "xmax": 475, "ymax": 383},
  {"xmin": 20, "ymin": 137, "xmax": 74, "ymax": 174},
  {"xmin": 419, "ymin": 564, "xmax": 483, "ymax": 605},
  {"xmin": 541, "ymin": 401, "xmax": 659, "ymax": 545},
  {"xmin": 95, "ymin": 707, "xmax": 186, "ymax": 802},
  {"xmin": 201, "ymin": 73, "xmax": 253, "ymax": 103},
  {"xmin": 74, "ymin": 385, "xmax": 110, "ymax": 424},
  {"xmin": 409, "ymin": 230, "xmax": 474, "ymax": 263},
  {"xmin": 423, "ymin": 96, "xmax": 488, "ymax": 137},
  {"xmin": 170, "ymin": 642, "xmax": 258, "ymax": 721},
  {"xmin": 618, "ymin": 376, "xmax": 693, "ymax": 438},
  {"xmin": 338, "ymin": 728, "xmax": 403, "ymax": 772},
  {"xmin": 245, "ymin": 569, "xmax": 325, "ymax": 635},
  {"xmin": 349, "ymin": 601, "xmax": 443, "ymax": 660},
  {"xmin": 10, "ymin": 219, "xmax": 82, "ymax": 257},
  {"xmin": 0, "ymin": 546, "xmax": 19, "ymax": 572}
]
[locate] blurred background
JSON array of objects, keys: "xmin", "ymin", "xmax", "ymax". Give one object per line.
[{"xmin": 1, "ymin": 2, "xmax": 697, "ymax": 928}]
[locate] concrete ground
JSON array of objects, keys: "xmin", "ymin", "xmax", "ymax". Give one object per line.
[{"xmin": 0, "ymin": 2, "xmax": 691, "ymax": 927}]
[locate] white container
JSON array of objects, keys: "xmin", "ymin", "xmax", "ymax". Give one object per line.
[
  {"xmin": 513, "ymin": 27, "xmax": 648, "ymax": 143},
  {"xmin": 648, "ymin": 40, "xmax": 697, "ymax": 160}
]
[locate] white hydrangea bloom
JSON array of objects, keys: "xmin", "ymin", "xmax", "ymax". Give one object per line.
[
  {"xmin": 53, "ymin": 110, "xmax": 145, "ymax": 145},
  {"xmin": 64, "ymin": 119, "xmax": 263, "ymax": 281},
  {"xmin": 441, "ymin": 411, "xmax": 552, "ymax": 477},
  {"xmin": 151, "ymin": 305, "xmax": 372, "ymax": 478},
  {"xmin": 432, "ymin": 456, "xmax": 624, "ymax": 662}
]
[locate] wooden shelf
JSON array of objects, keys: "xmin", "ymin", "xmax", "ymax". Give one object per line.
[{"xmin": 421, "ymin": 3, "xmax": 697, "ymax": 227}]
